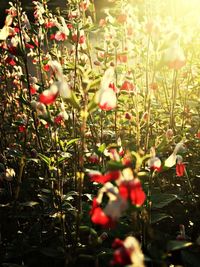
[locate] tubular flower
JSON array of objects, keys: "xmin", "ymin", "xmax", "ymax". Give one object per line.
[
  {"xmin": 121, "ymin": 81, "xmax": 135, "ymax": 92},
  {"xmin": 0, "ymin": 4, "xmax": 17, "ymax": 40},
  {"xmin": 163, "ymin": 42, "xmax": 186, "ymax": 70},
  {"xmin": 95, "ymin": 67, "xmax": 117, "ymax": 111},
  {"xmin": 39, "ymin": 61, "xmax": 71, "ymax": 105},
  {"xmin": 164, "ymin": 142, "xmax": 185, "ymax": 168},
  {"xmin": 176, "ymin": 155, "xmax": 185, "ymax": 177},
  {"xmin": 148, "ymin": 147, "xmax": 162, "ymax": 172},
  {"xmin": 118, "ymin": 168, "xmax": 146, "ymax": 207},
  {"xmin": 90, "ymin": 182, "xmax": 127, "ymax": 228},
  {"xmin": 111, "ymin": 237, "xmax": 145, "ymax": 267},
  {"xmin": 89, "ymin": 170, "xmax": 120, "ymax": 184}
]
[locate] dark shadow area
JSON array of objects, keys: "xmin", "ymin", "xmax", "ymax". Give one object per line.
[{"xmin": 0, "ymin": 0, "xmax": 114, "ymax": 27}]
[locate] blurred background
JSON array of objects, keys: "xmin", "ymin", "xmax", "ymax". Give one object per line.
[{"xmin": 0, "ymin": 0, "xmax": 115, "ymax": 27}]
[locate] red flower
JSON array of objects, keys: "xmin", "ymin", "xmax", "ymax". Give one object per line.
[
  {"xmin": 121, "ymin": 81, "xmax": 135, "ymax": 92},
  {"xmin": 55, "ymin": 32, "xmax": 67, "ymax": 41},
  {"xmin": 90, "ymin": 198, "xmax": 116, "ymax": 228},
  {"xmin": 89, "ymin": 170, "xmax": 120, "ymax": 184},
  {"xmin": 196, "ymin": 131, "xmax": 200, "ymax": 139},
  {"xmin": 109, "ymin": 82, "xmax": 118, "ymax": 93},
  {"xmin": 39, "ymin": 90, "xmax": 59, "ymax": 105},
  {"xmin": 119, "ymin": 179, "xmax": 146, "ymax": 207},
  {"xmin": 45, "ymin": 21, "xmax": 56, "ymax": 28},
  {"xmin": 5, "ymin": 56, "xmax": 16, "ymax": 66},
  {"xmin": 72, "ymin": 33, "xmax": 86, "ymax": 44},
  {"xmin": 125, "ymin": 112, "xmax": 132, "ymax": 120},
  {"xmin": 54, "ymin": 115, "xmax": 63, "ymax": 125},
  {"xmin": 117, "ymin": 14, "xmax": 127, "ymax": 24},
  {"xmin": 43, "ymin": 64, "xmax": 50, "ymax": 72},
  {"xmin": 111, "ymin": 237, "xmax": 145, "ymax": 267},
  {"xmin": 99, "ymin": 19, "xmax": 106, "ymax": 27},
  {"xmin": 18, "ymin": 125, "xmax": 26, "ymax": 132},
  {"xmin": 88, "ymin": 154, "xmax": 99, "ymax": 164},
  {"xmin": 25, "ymin": 43, "xmax": 35, "ymax": 49},
  {"xmin": 168, "ymin": 59, "xmax": 186, "ymax": 70},
  {"xmin": 98, "ymin": 89, "xmax": 117, "ymax": 111},
  {"xmin": 30, "ymin": 86, "xmax": 37, "ymax": 95},
  {"xmin": 111, "ymin": 238, "xmax": 132, "ymax": 266},
  {"xmin": 150, "ymin": 82, "xmax": 158, "ymax": 90},
  {"xmin": 117, "ymin": 54, "xmax": 128, "ymax": 63},
  {"xmin": 176, "ymin": 163, "xmax": 185, "ymax": 177}
]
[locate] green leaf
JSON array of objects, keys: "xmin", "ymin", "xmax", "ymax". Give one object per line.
[
  {"xmin": 87, "ymin": 78, "xmax": 101, "ymax": 91},
  {"xmin": 66, "ymin": 138, "xmax": 80, "ymax": 147},
  {"xmin": 88, "ymin": 97, "xmax": 98, "ymax": 112},
  {"xmin": 38, "ymin": 153, "xmax": 51, "ymax": 166},
  {"xmin": 151, "ymin": 193, "xmax": 179, "ymax": 208},
  {"xmin": 20, "ymin": 201, "xmax": 39, "ymax": 207},
  {"xmin": 107, "ymin": 160, "xmax": 124, "ymax": 171},
  {"xmin": 58, "ymin": 153, "xmax": 71, "ymax": 163},
  {"xmin": 26, "ymin": 158, "xmax": 39, "ymax": 163},
  {"xmin": 98, "ymin": 143, "xmax": 106, "ymax": 153},
  {"xmin": 63, "ymin": 191, "xmax": 79, "ymax": 201},
  {"xmin": 94, "ymin": 47, "xmax": 106, "ymax": 51},
  {"xmin": 167, "ymin": 240, "xmax": 192, "ymax": 251},
  {"xmin": 151, "ymin": 212, "xmax": 173, "ymax": 224},
  {"xmin": 66, "ymin": 92, "xmax": 80, "ymax": 109}
]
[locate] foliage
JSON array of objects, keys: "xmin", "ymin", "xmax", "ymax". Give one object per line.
[{"xmin": 0, "ymin": 0, "xmax": 200, "ymax": 266}]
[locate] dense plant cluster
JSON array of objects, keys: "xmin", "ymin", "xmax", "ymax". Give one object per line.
[{"xmin": 0, "ymin": 0, "xmax": 200, "ymax": 266}]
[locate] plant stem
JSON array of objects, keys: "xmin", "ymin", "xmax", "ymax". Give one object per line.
[{"xmin": 170, "ymin": 70, "xmax": 178, "ymax": 130}]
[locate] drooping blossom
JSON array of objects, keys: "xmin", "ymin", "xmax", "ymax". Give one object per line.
[
  {"xmin": 125, "ymin": 112, "xmax": 132, "ymax": 120},
  {"xmin": 117, "ymin": 168, "xmax": 146, "ymax": 207},
  {"xmin": 54, "ymin": 17, "xmax": 70, "ymax": 41},
  {"xmin": 88, "ymin": 153, "xmax": 99, "ymax": 164},
  {"xmin": 39, "ymin": 61, "xmax": 71, "ymax": 105},
  {"xmin": 121, "ymin": 81, "xmax": 135, "ymax": 92},
  {"xmin": 111, "ymin": 236, "xmax": 145, "ymax": 267},
  {"xmin": 90, "ymin": 182, "xmax": 127, "ymax": 228},
  {"xmin": 95, "ymin": 67, "xmax": 117, "ymax": 111},
  {"xmin": 89, "ymin": 170, "xmax": 120, "ymax": 184},
  {"xmin": 196, "ymin": 131, "xmax": 200, "ymax": 139},
  {"xmin": 0, "ymin": 4, "xmax": 16, "ymax": 40},
  {"xmin": 33, "ymin": 1, "xmax": 45, "ymax": 25},
  {"xmin": 117, "ymin": 14, "xmax": 127, "ymax": 24},
  {"xmin": 163, "ymin": 42, "xmax": 186, "ymax": 70},
  {"xmin": 164, "ymin": 142, "xmax": 185, "ymax": 168},
  {"xmin": 148, "ymin": 147, "xmax": 162, "ymax": 172},
  {"xmin": 29, "ymin": 76, "xmax": 39, "ymax": 95},
  {"xmin": 176, "ymin": 155, "xmax": 185, "ymax": 177},
  {"xmin": 72, "ymin": 29, "xmax": 86, "ymax": 47},
  {"xmin": 19, "ymin": 125, "xmax": 26, "ymax": 133},
  {"xmin": 117, "ymin": 53, "xmax": 128, "ymax": 63}
]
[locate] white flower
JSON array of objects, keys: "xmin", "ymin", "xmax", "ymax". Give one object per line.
[{"xmin": 165, "ymin": 142, "xmax": 185, "ymax": 168}]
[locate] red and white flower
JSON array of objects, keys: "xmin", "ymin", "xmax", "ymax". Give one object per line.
[
  {"xmin": 111, "ymin": 236, "xmax": 145, "ymax": 267},
  {"xmin": 164, "ymin": 142, "xmax": 185, "ymax": 168},
  {"xmin": 39, "ymin": 61, "xmax": 71, "ymax": 105},
  {"xmin": 90, "ymin": 182, "xmax": 127, "ymax": 228},
  {"xmin": 176, "ymin": 155, "xmax": 185, "ymax": 177},
  {"xmin": 95, "ymin": 67, "xmax": 117, "ymax": 111},
  {"xmin": 148, "ymin": 147, "xmax": 162, "ymax": 172},
  {"xmin": 89, "ymin": 170, "xmax": 120, "ymax": 184},
  {"xmin": 163, "ymin": 42, "xmax": 186, "ymax": 70},
  {"xmin": 117, "ymin": 168, "xmax": 146, "ymax": 207},
  {"xmin": 121, "ymin": 80, "xmax": 135, "ymax": 93}
]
